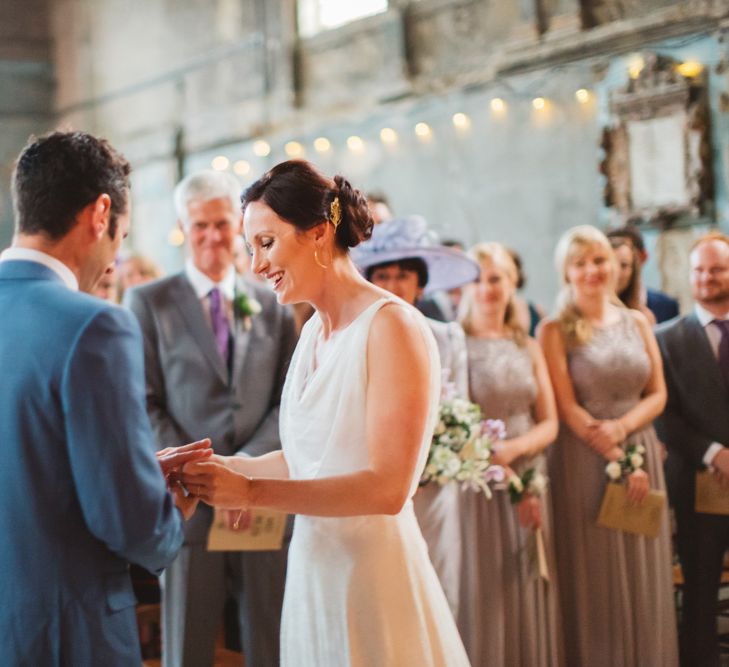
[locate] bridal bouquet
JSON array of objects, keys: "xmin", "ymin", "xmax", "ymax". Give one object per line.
[{"xmin": 421, "ymin": 395, "xmax": 506, "ymax": 498}]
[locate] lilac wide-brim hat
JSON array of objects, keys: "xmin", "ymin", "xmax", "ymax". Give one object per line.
[{"xmin": 351, "ymin": 215, "xmax": 480, "ymax": 294}]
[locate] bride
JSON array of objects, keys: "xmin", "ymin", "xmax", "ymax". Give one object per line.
[{"xmin": 182, "ymin": 160, "xmax": 470, "ymax": 666}]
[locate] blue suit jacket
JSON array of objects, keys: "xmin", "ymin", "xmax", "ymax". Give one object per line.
[
  {"xmin": 0, "ymin": 260, "xmax": 184, "ymax": 666},
  {"xmin": 646, "ymin": 288, "xmax": 680, "ymax": 324}
]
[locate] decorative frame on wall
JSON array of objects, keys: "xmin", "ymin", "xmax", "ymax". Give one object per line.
[{"xmin": 600, "ymin": 52, "xmax": 714, "ymax": 229}]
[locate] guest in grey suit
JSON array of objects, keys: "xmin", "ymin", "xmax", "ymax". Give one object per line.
[
  {"xmin": 655, "ymin": 232, "xmax": 729, "ymax": 667},
  {"xmin": 126, "ymin": 170, "xmax": 296, "ymax": 667}
]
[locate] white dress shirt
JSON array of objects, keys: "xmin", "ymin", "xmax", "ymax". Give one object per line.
[
  {"xmin": 0, "ymin": 247, "xmax": 79, "ymax": 291},
  {"xmin": 184, "ymin": 260, "xmax": 236, "ymax": 327},
  {"xmin": 695, "ymin": 303, "xmax": 729, "ymax": 466}
]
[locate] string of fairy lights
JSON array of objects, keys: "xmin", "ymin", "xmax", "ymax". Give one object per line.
[
  {"xmin": 203, "ymin": 89, "xmax": 594, "ymax": 176},
  {"xmin": 205, "ymin": 53, "xmax": 706, "ymax": 172},
  {"xmin": 163, "ymin": 53, "xmax": 709, "ymax": 246},
  {"xmin": 205, "ymin": 56, "xmax": 705, "ymax": 174}
]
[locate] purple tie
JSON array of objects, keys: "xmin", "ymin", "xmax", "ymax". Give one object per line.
[
  {"xmin": 209, "ymin": 287, "xmax": 230, "ymax": 364},
  {"xmin": 714, "ymin": 319, "xmax": 729, "ymax": 388}
]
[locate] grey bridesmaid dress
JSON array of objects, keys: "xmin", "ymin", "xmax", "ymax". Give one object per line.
[
  {"xmin": 548, "ymin": 310, "xmax": 678, "ymax": 666},
  {"xmin": 459, "ymin": 336, "xmax": 563, "ymax": 666}
]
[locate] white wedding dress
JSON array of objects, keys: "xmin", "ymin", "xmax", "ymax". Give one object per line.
[{"xmin": 279, "ymin": 297, "xmax": 470, "ymax": 667}]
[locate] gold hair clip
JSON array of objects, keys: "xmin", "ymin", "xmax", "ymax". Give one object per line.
[{"xmin": 330, "ymin": 197, "xmax": 341, "ymax": 229}]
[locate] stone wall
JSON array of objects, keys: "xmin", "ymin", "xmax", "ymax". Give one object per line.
[
  {"xmin": 0, "ymin": 0, "xmax": 53, "ymax": 249},
  {"xmin": 2, "ymin": 0, "xmax": 729, "ymax": 307}
]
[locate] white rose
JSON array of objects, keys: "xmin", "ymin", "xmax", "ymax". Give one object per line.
[
  {"xmin": 635, "ymin": 444, "xmax": 646, "ymax": 455},
  {"xmin": 445, "ymin": 455, "xmax": 462, "ymax": 477},
  {"xmin": 509, "ymin": 475, "xmax": 524, "ymax": 494},
  {"xmin": 431, "ymin": 445, "xmax": 452, "ymax": 467},
  {"xmin": 606, "ymin": 461, "xmax": 622, "ymax": 480},
  {"xmin": 473, "ymin": 442, "xmax": 491, "ymax": 462},
  {"xmin": 629, "ymin": 453, "xmax": 644, "ymax": 469},
  {"xmin": 248, "ymin": 297, "xmax": 263, "ymax": 314},
  {"xmin": 434, "ymin": 420, "xmax": 446, "ymax": 436}
]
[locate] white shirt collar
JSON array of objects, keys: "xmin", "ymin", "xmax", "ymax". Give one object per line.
[
  {"xmin": 185, "ymin": 259, "xmax": 236, "ymax": 301},
  {"xmin": 0, "ymin": 247, "xmax": 79, "ymax": 291},
  {"xmin": 695, "ymin": 303, "xmax": 729, "ymax": 327}
]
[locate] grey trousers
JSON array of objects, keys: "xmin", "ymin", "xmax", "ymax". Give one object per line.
[{"xmin": 161, "ymin": 544, "xmax": 288, "ymax": 667}]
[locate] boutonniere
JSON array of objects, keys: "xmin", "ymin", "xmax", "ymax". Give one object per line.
[{"xmin": 234, "ymin": 292, "xmax": 262, "ymax": 330}]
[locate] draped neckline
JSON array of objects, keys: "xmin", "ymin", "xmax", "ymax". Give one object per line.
[{"xmin": 297, "ymin": 297, "xmax": 391, "ymax": 401}]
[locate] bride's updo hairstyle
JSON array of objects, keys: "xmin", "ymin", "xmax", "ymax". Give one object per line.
[{"xmin": 241, "ymin": 160, "xmax": 373, "ymax": 250}]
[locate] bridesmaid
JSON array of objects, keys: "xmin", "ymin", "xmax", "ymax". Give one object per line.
[
  {"xmin": 538, "ymin": 225, "xmax": 678, "ymax": 667},
  {"xmin": 458, "ymin": 242, "xmax": 562, "ymax": 666}
]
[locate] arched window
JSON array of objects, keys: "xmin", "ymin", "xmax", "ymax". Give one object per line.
[{"xmin": 297, "ymin": 0, "xmax": 388, "ymax": 37}]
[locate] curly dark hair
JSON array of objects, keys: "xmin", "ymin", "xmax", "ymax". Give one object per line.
[{"xmin": 12, "ymin": 131, "xmax": 131, "ymax": 240}]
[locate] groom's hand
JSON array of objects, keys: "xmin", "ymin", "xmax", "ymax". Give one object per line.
[{"xmin": 157, "ymin": 439, "xmax": 213, "ymax": 479}]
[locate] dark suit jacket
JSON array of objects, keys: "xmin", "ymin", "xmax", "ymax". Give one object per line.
[
  {"xmin": 655, "ymin": 314, "xmax": 729, "ymax": 503},
  {"xmin": 647, "ymin": 288, "xmax": 680, "ymax": 324},
  {"xmin": 0, "ymin": 261, "xmax": 183, "ymax": 666},
  {"xmin": 126, "ymin": 272, "xmax": 296, "ymax": 542}
]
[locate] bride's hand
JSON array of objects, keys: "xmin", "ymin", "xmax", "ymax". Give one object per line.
[{"xmin": 181, "ymin": 460, "xmax": 251, "ymax": 509}]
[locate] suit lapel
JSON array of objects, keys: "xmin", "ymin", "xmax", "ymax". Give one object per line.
[
  {"xmin": 683, "ymin": 314, "xmax": 729, "ymax": 406},
  {"xmin": 171, "ymin": 275, "xmax": 229, "ymax": 385},
  {"xmin": 231, "ymin": 276, "xmax": 253, "ymax": 383}
]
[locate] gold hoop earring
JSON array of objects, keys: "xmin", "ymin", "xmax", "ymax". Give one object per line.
[{"xmin": 314, "ymin": 248, "xmax": 329, "ymax": 270}]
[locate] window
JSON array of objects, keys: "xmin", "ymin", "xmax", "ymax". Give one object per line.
[{"xmin": 297, "ymin": 0, "xmax": 388, "ymax": 37}]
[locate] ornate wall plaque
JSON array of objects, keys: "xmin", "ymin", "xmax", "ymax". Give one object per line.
[{"xmin": 600, "ymin": 52, "xmax": 714, "ymax": 228}]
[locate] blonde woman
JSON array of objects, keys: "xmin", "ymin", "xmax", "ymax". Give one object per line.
[
  {"xmin": 539, "ymin": 226, "xmax": 677, "ymax": 667},
  {"xmin": 458, "ymin": 242, "xmax": 562, "ymax": 666}
]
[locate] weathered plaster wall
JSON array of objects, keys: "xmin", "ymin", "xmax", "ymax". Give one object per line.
[{"xmin": 2, "ymin": 0, "xmax": 729, "ymax": 308}]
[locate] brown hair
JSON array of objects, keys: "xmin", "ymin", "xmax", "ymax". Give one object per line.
[
  {"xmin": 242, "ymin": 160, "xmax": 373, "ymax": 249},
  {"xmin": 609, "ymin": 237, "xmax": 642, "ymax": 310},
  {"xmin": 12, "ymin": 131, "xmax": 131, "ymax": 240}
]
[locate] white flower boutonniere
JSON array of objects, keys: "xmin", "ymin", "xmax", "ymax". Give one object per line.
[{"xmin": 234, "ymin": 292, "xmax": 262, "ymax": 330}]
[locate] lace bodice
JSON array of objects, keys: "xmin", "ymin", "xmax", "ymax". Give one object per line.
[
  {"xmin": 566, "ymin": 310, "xmax": 650, "ymax": 420},
  {"xmin": 467, "ymin": 336, "xmax": 536, "ymax": 439}
]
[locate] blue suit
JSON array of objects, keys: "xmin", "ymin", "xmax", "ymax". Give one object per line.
[
  {"xmin": 647, "ymin": 288, "xmax": 680, "ymax": 324},
  {"xmin": 0, "ymin": 260, "xmax": 184, "ymax": 665}
]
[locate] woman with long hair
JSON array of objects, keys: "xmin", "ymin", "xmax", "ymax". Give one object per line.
[
  {"xmin": 609, "ymin": 236, "xmax": 656, "ymax": 325},
  {"xmin": 180, "ymin": 160, "xmax": 470, "ymax": 666},
  {"xmin": 539, "ymin": 225, "xmax": 677, "ymax": 666},
  {"xmin": 457, "ymin": 242, "xmax": 562, "ymax": 666}
]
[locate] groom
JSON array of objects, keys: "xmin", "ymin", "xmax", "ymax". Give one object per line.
[{"xmin": 0, "ymin": 131, "xmax": 208, "ymax": 666}]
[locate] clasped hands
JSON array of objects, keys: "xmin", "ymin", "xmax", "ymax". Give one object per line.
[
  {"xmin": 582, "ymin": 418, "xmax": 649, "ymax": 504},
  {"xmin": 157, "ymin": 441, "xmax": 255, "ymax": 527}
]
